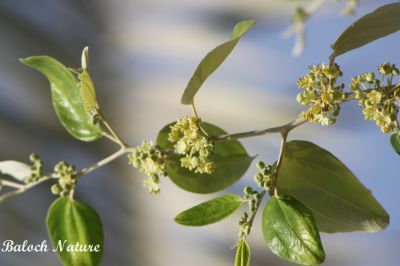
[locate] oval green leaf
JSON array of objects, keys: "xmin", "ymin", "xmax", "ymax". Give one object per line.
[
  {"xmin": 262, "ymin": 196, "xmax": 325, "ymax": 266},
  {"xmin": 390, "ymin": 132, "xmax": 400, "ymax": 155},
  {"xmin": 181, "ymin": 20, "xmax": 255, "ymax": 105},
  {"xmin": 157, "ymin": 122, "xmax": 253, "ymax": 193},
  {"xmin": 175, "ymin": 194, "xmax": 243, "ymax": 226},
  {"xmin": 331, "ymin": 3, "xmax": 400, "ymax": 58},
  {"xmin": 235, "ymin": 239, "xmax": 250, "ymax": 266},
  {"xmin": 20, "ymin": 56, "xmax": 102, "ymax": 141},
  {"xmin": 277, "ymin": 140, "xmax": 389, "ymax": 233},
  {"xmin": 46, "ymin": 197, "xmax": 103, "ymax": 266}
]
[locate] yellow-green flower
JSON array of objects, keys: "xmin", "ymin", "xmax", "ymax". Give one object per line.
[{"xmin": 168, "ymin": 116, "xmax": 215, "ymax": 174}]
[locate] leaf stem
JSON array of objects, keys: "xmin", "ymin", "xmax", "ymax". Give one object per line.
[
  {"xmin": 273, "ymin": 131, "xmax": 288, "ymax": 197},
  {"xmin": 191, "ymin": 101, "xmax": 199, "ymax": 118},
  {"xmin": 98, "ymin": 110, "xmax": 128, "ymax": 148},
  {"xmin": 102, "ymin": 131, "xmax": 119, "ymax": 144}
]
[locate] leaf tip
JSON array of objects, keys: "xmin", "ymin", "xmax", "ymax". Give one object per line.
[
  {"xmin": 231, "ymin": 20, "xmax": 256, "ymax": 39},
  {"xmin": 173, "ymin": 215, "xmax": 185, "ymax": 225}
]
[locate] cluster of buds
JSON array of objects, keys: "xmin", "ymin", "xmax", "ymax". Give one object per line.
[
  {"xmin": 350, "ymin": 62, "xmax": 400, "ymax": 134},
  {"xmin": 128, "ymin": 141, "xmax": 166, "ymax": 194},
  {"xmin": 26, "ymin": 153, "xmax": 44, "ymax": 183},
  {"xmin": 238, "ymin": 212, "xmax": 250, "ymax": 239},
  {"xmin": 51, "ymin": 161, "xmax": 77, "ymax": 197},
  {"xmin": 238, "ymin": 186, "xmax": 261, "ymax": 238},
  {"xmin": 254, "ymin": 161, "xmax": 276, "ymax": 191},
  {"xmin": 297, "ymin": 63, "xmax": 347, "ymax": 126},
  {"xmin": 168, "ymin": 116, "xmax": 214, "ymax": 174}
]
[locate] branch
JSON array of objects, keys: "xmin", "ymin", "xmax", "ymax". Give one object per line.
[
  {"xmin": 77, "ymin": 148, "xmax": 131, "ymax": 177},
  {"xmin": 210, "ymin": 117, "xmax": 307, "ymax": 141},
  {"xmin": 242, "ymin": 129, "xmax": 289, "ymax": 240},
  {"xmin": 0, "ymin": 176, "xmax": 53, "ymax": 203}
]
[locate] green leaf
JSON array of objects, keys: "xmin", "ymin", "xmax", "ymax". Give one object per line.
[
  {"xmin": 46, "ymin": 197, "xmax": 103, "ymax": 266},
  {"xmin": 331, "ymin": 3, "xmax": 400, "ymax": 58},
  {"xmin": 235, "ymin": 239, "xmax": 250, "ymax": 266},
  {"xmin": 175, "ymin": 194, "xmax": 243, "ymax": 226},
  {"xmin": 277, "ymin": 140, "xmax": 389, "ymax": 233},
  {"xmin": 157, "ymin": 122, "xmax": 253, "ymax": 193},
  {"xmin": 20, "ymin": 56, "xmax": 102, "ymax": 141},
  {"xmin": 181, "ymin": 20, "xmax": 255, "ymax": 105},
  {"xmin": 390, "ymin": 132, "xmax": 400, "ymax": 155},
  {"xmin": 262, "ymin": 196, "xmax": 325, "ymax": 266},
  {"xmin": 0, "ymin": 161, "xmax": 31, "ymax": 182}
]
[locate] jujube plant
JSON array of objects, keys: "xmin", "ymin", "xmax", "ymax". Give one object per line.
[{"xmin": 0, "ymin": 2, "xmax": 400, "ymax": 266}]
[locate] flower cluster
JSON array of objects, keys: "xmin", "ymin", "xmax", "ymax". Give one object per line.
[
  {"xmin": 238, "ymin": 186, "xmax": 261, "ymax": 238},
  {"xmin": 128, "ymin": 141, "xmax": 166, "ymax": 194},
  {"xmin": 350, "ymin": 62, "xmax": 400, "ymax": 133},
  {"xmin": 297, "ymin": 63, "xmax": 347, "ymax": 126},
  {"xmin": 254, "ymin": 161, "xmax": 276, "ymax": 191},
  {"xmin": 51, "ymin": 161, "xmax": 77, "ymax": 197},
  {"xmin": 26, "ymin": 153, "xmax": 44, "ymax": 183},
  {"xmin": 168, "ymin": 116, "xmax": 214, "ymax": 174}
]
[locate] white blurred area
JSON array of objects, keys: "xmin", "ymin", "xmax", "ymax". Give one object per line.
[{"xmin": 0, "ymin": 0, "xmax": 399, "ymax": 265}]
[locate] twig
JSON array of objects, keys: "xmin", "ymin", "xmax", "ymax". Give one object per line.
[
  {"xmin": 0, "ymin": 179, "xmax": 24, "ymax": 189},
  {"xmin": 0, "ymin": 176, "xmax": 52, "ymax": 203},
  {"xmin": 98, "ymin": 110, "xmax": 128, "ymax": 148},
  {"xmin": 77, "ymin": 148, "xmax": 129, "ymax": 177},
  {"xmin": 210, "ymin": 117, "xmax": 307, "ymax": 141}
]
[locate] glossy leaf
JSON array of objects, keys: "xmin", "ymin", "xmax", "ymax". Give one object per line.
[
  {"xmin": 235, "ymin": 239, "xmax": 250, "ymax": 266},
  {"xmin": 331, "ymin": 3, "xmax": 400, "ymax": 58},
  {"xmin": 175, "ymin": 194, "xmax": 243, "ymax": 226},
  {"xmin": 46, "ymin": 197, "xmax": 103, "ymax": 266},
  {"xmin": 157, "ymin": 122, "xmax": 253, "ymax": 193},
  {"xmin": 0, "ymin": 160, "xmax": 31, "ymax": 182},
  {"xmin": 181, "ymin": 20, "xmax": 255, "ymax": 105},
  {"xmin": 277, "ymin": 140, "xmax": 389, "ymax": 233},
  {"xmin": 390, "ymin": 132, "xmax": 400, "ymax": 155},
  {"xmin": 262, "ymin": 196, "xmax": 325, "ymax": 265},
  {"xmin": 20, "ymin": 56, "xmax": 102, "ymax": 141}
]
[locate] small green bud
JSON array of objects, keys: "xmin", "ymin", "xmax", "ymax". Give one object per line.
[
  {"xmin": 29, "ymin": 153, "xmax": 39, "ymax": 162},
  {"xmin": 51, "ymin": 184, "xmax": 62, "ymax": 195},
  {"xmin": 263, "ymin": 168, "xmax": 270, "ymax": 176},
  {"xmin": 254, "ymin": 173, "xmax": 263, "ymax": 183},
  {"xmin": 244, "ymin": 186, "xmax": 253, "ymax": 195},
  {"xmin": 256, "ymin": 161, "xmax": 265, "ymax": 170}
]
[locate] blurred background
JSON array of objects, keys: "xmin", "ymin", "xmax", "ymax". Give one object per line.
[{"xmin": 0, "ymin": 0, "xmax": 399, "ymax": 265}]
